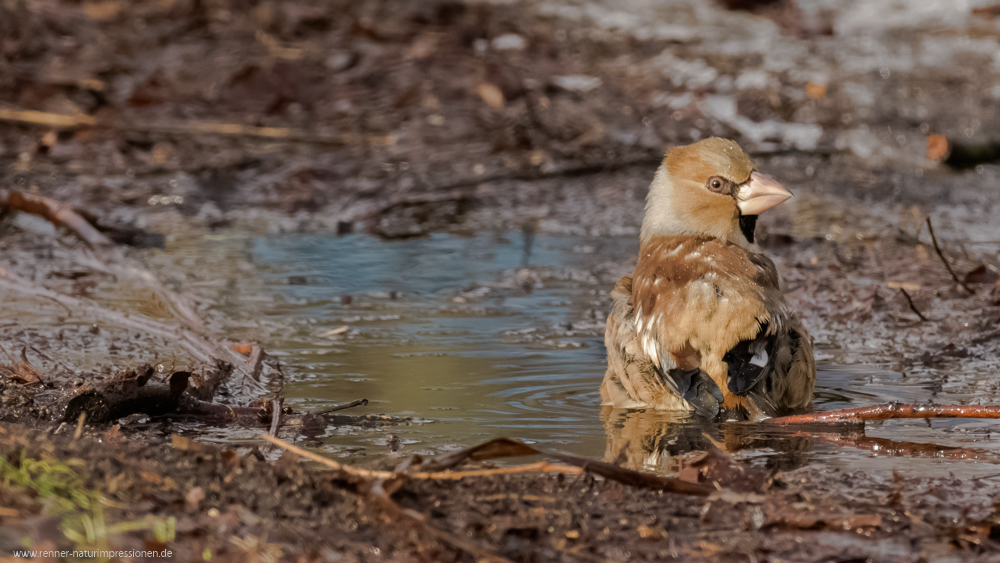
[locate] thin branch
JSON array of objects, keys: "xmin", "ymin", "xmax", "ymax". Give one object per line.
[
  {"xmin": 261, "ymin": 433, "xmax": 397, "ymax": 479},
  {"xmin": 899, "ymin": 288, "xmax": 929, "ymax": 322},
  {"xmin": 269, "ymin": 397, "xmax": 283, "ymax": 437},
  {"xmin": 260, "ymin": 433, "xmax": 582, "ymax": 481},
  {"xmin": 925, "ymin": 216, "xmax": 974, "ymax": 294},
  {"xmin": 765, "ymin": 402, "xmax": 1000, "ymax": 424},
  {"xmin": 0, "ymin": 107, "xmax": 393, "ymax": 146},
  {"xmin": 414, "ymin": 461, "xmax": 582, "ymax": 479},
  {"xmin": 317, "ymin": 398, "xmax": 368, "ymax": 415}
]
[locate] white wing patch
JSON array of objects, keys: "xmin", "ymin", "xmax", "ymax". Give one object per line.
[{"xmin": 749, "ymin": 341, "xmax": 769, "ymax": 367}]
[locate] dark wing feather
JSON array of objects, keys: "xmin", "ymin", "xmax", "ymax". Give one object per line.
[
  {"xmin": 722, "ymin": 322, "xmax": 776, "ymax": 396},
  {"xmin": 665, "ymin": 367, "xmax": 724, "ymax": 418}
]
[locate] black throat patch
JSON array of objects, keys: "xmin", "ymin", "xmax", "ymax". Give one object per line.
[{"xmin": 739, "ymin": 214, "xmax": 758, "ymax": 244}]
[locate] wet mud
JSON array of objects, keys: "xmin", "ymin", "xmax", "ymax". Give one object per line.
[{"xmin": 3, "ymin": 0, "xmax": 1000, "ymax": 560}]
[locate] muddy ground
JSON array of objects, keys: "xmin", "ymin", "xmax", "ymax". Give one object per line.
[{"xmin": 4, "ymin": 0, "xmax": 1000, "ymax": 560}]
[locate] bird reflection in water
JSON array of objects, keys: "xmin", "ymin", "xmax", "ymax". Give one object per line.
[{"xmin": 600, "ymin": 406, "xmax": 817, "ymax": 474}]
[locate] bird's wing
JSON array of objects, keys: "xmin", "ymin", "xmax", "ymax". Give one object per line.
[
  {"xmin": 602, "ymin": 274, "xmax": 723, "ymax": 416},
  {"xmin": 631, "ymin": 236, "xmax": 802, "ymax": 414}
]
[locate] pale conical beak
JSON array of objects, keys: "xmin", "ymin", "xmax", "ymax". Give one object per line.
[{"xmin": 737, "ymin": 171, "xmax": 793, "ymax": 216}]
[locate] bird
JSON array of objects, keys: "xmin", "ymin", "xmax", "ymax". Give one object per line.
[{"xmin": 601, "ymin": 137, "xmax": 815, "ymax": 420}]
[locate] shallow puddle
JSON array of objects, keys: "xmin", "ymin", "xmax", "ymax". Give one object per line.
[{"xmin": 162, "ymin": 230, "xmax": 1000, "ymax": 477}]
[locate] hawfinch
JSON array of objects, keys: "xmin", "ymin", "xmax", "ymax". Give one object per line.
[{"xmin": 602, "ymin": 138, "xmax": 815, "ymax": 420}]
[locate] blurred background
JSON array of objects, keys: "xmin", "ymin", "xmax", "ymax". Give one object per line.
[{"xmin": 3, "ymin": 0, "xmax": 1000, "ymax": 472}]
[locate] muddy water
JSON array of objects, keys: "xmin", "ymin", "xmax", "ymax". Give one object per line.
[{"xmin": 165, "ymin": 230, "xmax": 1000, "ymax": 477}]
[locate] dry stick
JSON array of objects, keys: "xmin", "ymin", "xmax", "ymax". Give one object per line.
[
  {"xmin": 766, "ymin": 402, "xmax": 1000, "ymax": 424},
  {"xmin": 260, "ymin": 434, "xmax": 581, "ymax": 480},
  {"xmin": 246, "ymin": 345, "xmax": 265, "ymax": 382},
  {"xmin": 415, "ymin": 461, "xmax": 582, "ymax": 480},
  {"xmin": 268, "ymin": 397, "xmax": 283, "ymax": 437},
  {"xmin": 898, "ymin": 288, "xmax": 929, "ymax": 322},
  {"xmin": 261, "ymin": 434, "xmax": 396, "ymax": 479},
  {"xmin": 0, "ymin": 107, "xmax": 394, "ymax": 146},
  {"xmin": 925, "ymin": 216, "xmax": 975, "ymax": 294},
  {"xmin": 318, "ymin": 398, "xmax": 369, "ymax": 415}
]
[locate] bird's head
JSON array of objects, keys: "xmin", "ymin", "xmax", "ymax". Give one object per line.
[{"xmin": 640, "ymin": 138, "xmax": 792, "ymax": 246}]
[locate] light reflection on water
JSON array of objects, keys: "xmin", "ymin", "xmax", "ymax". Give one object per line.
[{"xmin": 193, "ymin": 231, "xmax": 1000, "ymax": 476}]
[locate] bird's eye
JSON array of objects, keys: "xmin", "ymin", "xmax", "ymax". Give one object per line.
[{"xmin": 707, "ymin": 176, "xmax": 726, "ymax": 193}]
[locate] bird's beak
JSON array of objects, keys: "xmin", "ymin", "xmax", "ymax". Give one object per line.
[{"xmin": 737, "ymin": 171, "xmax": 793, "ymax": 216}]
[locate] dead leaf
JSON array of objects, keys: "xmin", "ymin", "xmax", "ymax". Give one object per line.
[
  {"xmin": 846, "ymin": 514, "xmax": 882, "ymax": 529},
  {"xmin": 806, "ymin": 82, "xmax": 826, "ymax": 98},
  {"xmin": 83, "ymin": 1, "xmax": 123, "ymax": 21},
  {"xmin": 637, "ymin": 525, "xmax": 662, "ymax": 538},
  {"xmin": 964, "ymin": 265, "xmax": 1000, "ymax": 285},
  {"xmin": 477, "ymin": 83, "xmax": 505, "ymax": 109},
  {"xmin": 0, "ymin": 347, "xmax": 44, "ymax": 385},
  {"xmin": 927, "ymin": 134, "xmax": 948, "ymax": 160}
]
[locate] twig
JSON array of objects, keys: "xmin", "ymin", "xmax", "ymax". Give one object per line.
[
  {"xmin": 269, "ymin": 397, "xmax": 283, "ymax": 437},
  {"xmin": 414, "ymin": 461, "xmax": 582, "ymax": 479},
  {"xmin": 898, "ymin": 288, "xmax": 929, "ymax": 322},
  {"xmin": 246, "ymin": 346, "xmax": 265, "ymax": 382},
  {"xmin": 260, "ymin": 433, "xmax": 582, "ymax": 481},
  {"xmin": 0, "ymin": 107, "xmax": 395, "ymax": 146},
  {"xmin": 261, "ymin": 433, "xmax": 397, "ymax": 479},
  {"xmin": 72, "ymin": 413, "xmax": 86, "ymax": 441},
  {"xmin": 765, "ymin": 402, "xmax": 1000, "ymax": 424},
  {"xmin": 925, "ymin": 216, "xmax": 974, "ymax": 294},
  {"xmin": 317, "ymin": 398, "xmax": 368, "ymax": 415},
  {"xmin": 4, "ymin": 191, "xmax": 112, "ymax": 249}
]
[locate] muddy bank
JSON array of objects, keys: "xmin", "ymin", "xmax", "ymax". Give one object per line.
[{"xmin": 4, "ymin": 424, "xmax": 1000, "ymax": 562}]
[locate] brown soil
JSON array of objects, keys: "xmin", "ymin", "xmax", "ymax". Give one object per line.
[{"xmin": 4, "ymin": 425, "xmax": 1000, "ymax": 562}]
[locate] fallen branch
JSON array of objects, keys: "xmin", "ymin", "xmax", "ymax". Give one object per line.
[
  {"xmin": 766, "ymin": 402, "xmax": 1000, "ymax": 424},
  {"xmin": 317, "ymin": 398, "xmax": 368, "ymax": 415},
  {"xmin": 414, "ymin": 461, "xmax": 581, "ymax": 480},
  {"xmin": 63, "ymin": 364, "xmax": 272, "ymax": 425},
  {"xmin": 417, "ymin": 437, "xmax": 714, "ymax": 495},
  {"xmin": 4, "ymin": 191, "xmax": 112, "ymax": 250},
  {"xmin": 269, "ymin": 397, "xmax": 283, "ymax": 436},
  {"xmin": 0, "ymin": 107, "xmax": 395, "ymax": 146},
  {"xmin": 898, "ymin": 288, "xmax": 929, "ymax": 322},
  {"xmin": 925, "ymin": 216, "xmax": 974, "ymax": 294},
  {"xmin": 261, "ymin": 433, "xmax": 396, "ymax": 479}
]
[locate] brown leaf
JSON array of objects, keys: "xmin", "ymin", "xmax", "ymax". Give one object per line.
[
  {"xmin": 805, "ymin": 82, "xmax": 826, "ymax": 98},
  {"xmin": 846, "ymin": 514, "xmax": 882, "ymax": 529},
  {"xmin": 83, "ymin": 1, "xmax": 123, "ymax": 21},
  {"xmin": 927, "ymin": 134, "xmax": 948, "ymax": 160},
  {"xmin": 477, "ymin": 83, "xmax": 505, "ymax": 109},
  {"xmin": 964, "ymin": 264, "xmax": 999, "ymax": 285},
  {"xmin": 0, "ymin": 347, "xmax": 44, "ymax": 385}
]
